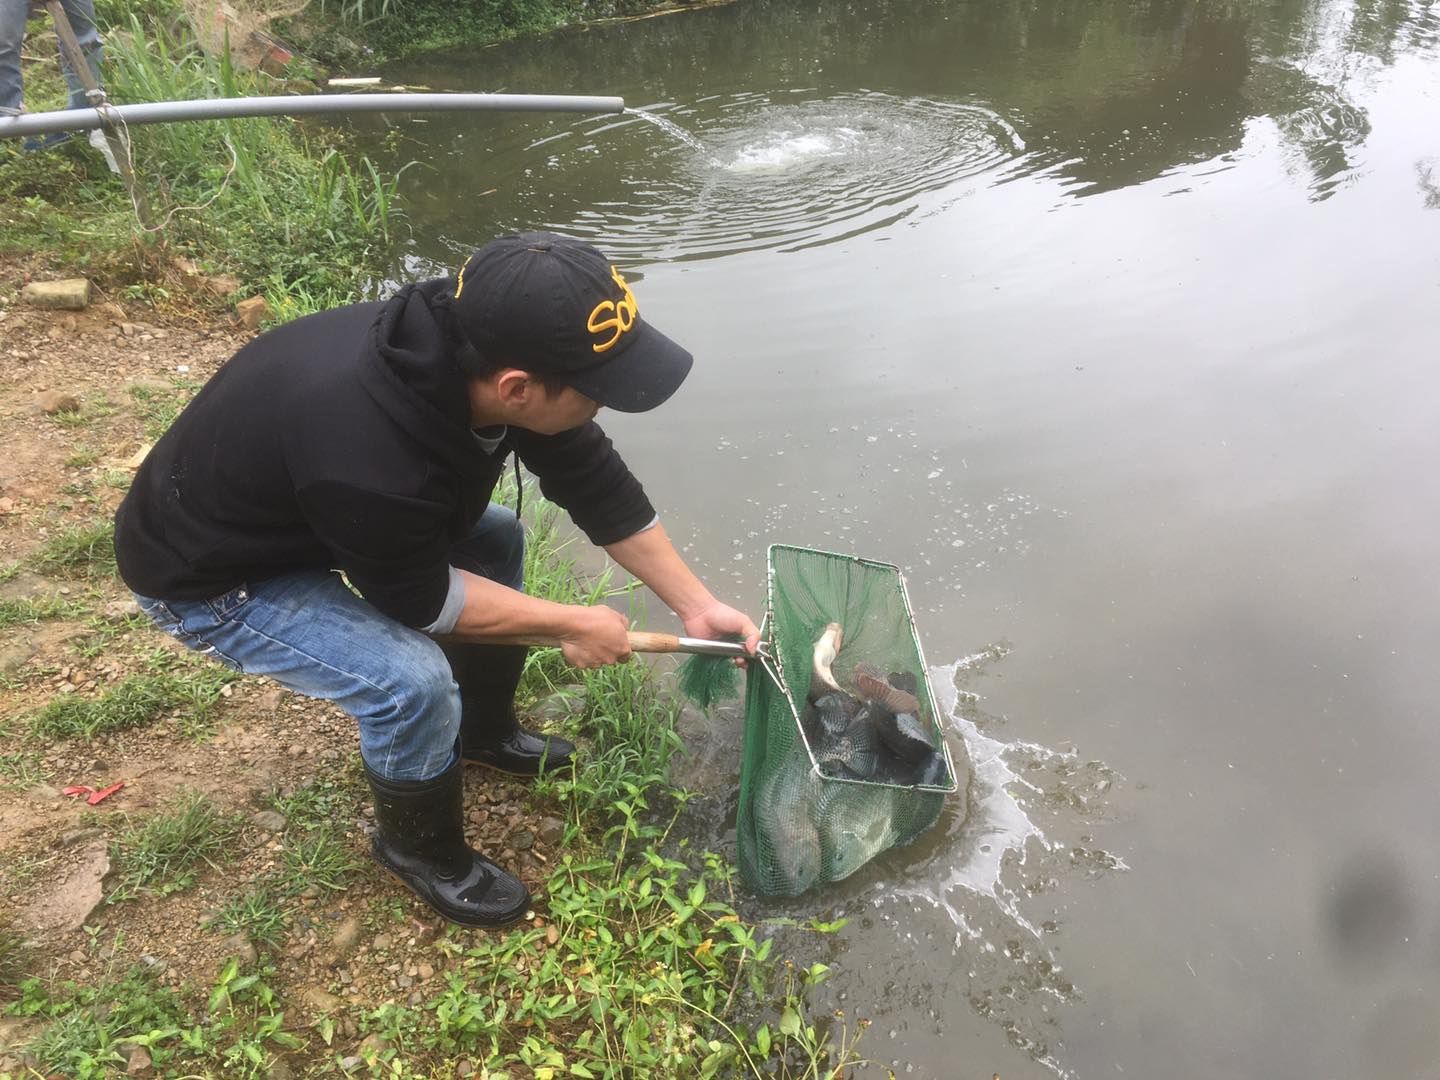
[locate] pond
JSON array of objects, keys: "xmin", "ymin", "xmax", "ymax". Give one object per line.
[{"xmin": 364, "ymin": 1, "xmax": 1440, "ymax": 1074}]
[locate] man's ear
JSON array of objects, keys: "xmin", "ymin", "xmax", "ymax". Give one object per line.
[{"xmin": 493, "ymin": 369, "xmax": 534, "ymax": 407}]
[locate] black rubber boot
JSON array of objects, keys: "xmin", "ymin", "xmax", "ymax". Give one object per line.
[
  {"xmin": 440, "ymin": 643, "xmax": 576, "ymax": 777},
  {"xmin": 365, "ymin": 757, "xmax": 530, "ymax": 927}
]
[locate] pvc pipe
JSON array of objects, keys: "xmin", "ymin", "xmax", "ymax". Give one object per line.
[{"xmin": 0, "ymin": 92, "xmax": 626, "ymax": 139}]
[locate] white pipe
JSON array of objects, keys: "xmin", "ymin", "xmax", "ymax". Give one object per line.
[{"xmin": 0, "ymin": 92, "xmax": 626, "ymax": 139}]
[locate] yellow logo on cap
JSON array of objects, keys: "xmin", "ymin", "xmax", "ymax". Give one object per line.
[
  {"xmin": 587, "ymin": 266, "xmax": 639, "ymax": 354},
  {"xmin": 454, "ymin": 262, "xmax": 469, "ymax": 299}
]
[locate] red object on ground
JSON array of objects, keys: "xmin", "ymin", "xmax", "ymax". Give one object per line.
[{"xmin": 61, "ymin": 782, "xmax": 126, "ymax": 805}]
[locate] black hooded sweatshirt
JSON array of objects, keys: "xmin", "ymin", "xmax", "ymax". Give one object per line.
[{"xmin": 113, "ymin": 280, "xmax": 656, "ymax": 628}]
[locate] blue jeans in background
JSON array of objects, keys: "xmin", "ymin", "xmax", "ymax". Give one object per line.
[
  {"xmin": 1, "ymin": 0, "xmax": 104, "ymax": 115},
  {"xmin": 134, "ymin": 504, "xmax": 526, "ymax": 782}
]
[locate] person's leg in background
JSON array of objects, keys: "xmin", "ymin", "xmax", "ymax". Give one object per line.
[
  {"xmin": 441, "ymin": 502, "xmax": 578, "ymax": 776},
  {"xmin": 133, "ymin": 568, "xmax": 530, "ymax": 927},
  {"xmin": 0, "ymin": 0, "xmax": 32, "ymax": 116}
]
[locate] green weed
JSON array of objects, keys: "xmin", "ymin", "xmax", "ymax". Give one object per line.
[
  {"xmin": 0, "ymin": 749, "xmax": 48, "ymax": 788},
  {"xmin": 109, "ymin": 791, "xmax": 243, "ymax": 902},
  {"xmin": 0, "ymin": 595, "xmax": 83, "ymax": 628},
  {"xmin": 14, "ymin": 964, "xmax": 188, "ymax": 1079},
  {"xmin": 269, "ymin": 772, "xmax": 363, "ymax": 832},
  {"xmin": 31, "ymin": 519, "xmax": 117, "ymax": 578},
  {"xmin": 279, "ymin": 827, "xmax": 359, "ymax": 895},
  {"xmin": 211, "ymin": 886, "xmax": 289, "ymax": 948},
  {"xmin": 127, "ymin": 381, "xmax": 193, "ymax": 441},
  {"xmin": 30, "ymin": 668, "xmax": 235, "ymax": 740},
  {"xmin": 70, "ymin": 610, "xmax": 153, "ymax": 658},
  {"xmin": 65, "ymin": 447, "xmax": 101, "ymax": 468},
  {"xmin": 0, "ymin": 919, "xmax": 33, "ymax": 995}
]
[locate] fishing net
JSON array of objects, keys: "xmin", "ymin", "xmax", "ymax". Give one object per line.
[
  {"xmin": 182, "ymin": 0, "xmax": 307, "ymax": 71},
  {"xmin": 736, "ymin": 545, "xmax": 966, "ymax": 897}
]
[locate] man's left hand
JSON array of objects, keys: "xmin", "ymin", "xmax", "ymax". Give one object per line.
[{"xmin": 682, "ymin": 601, "xmax": 762, "ymax": 662}]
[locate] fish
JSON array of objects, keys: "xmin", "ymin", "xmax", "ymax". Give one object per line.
[
  {"xmin": 752, "ymin": 744, "xmax": 824, "ymax": 895},
  {"xmin": 816, "ymin": 783, "xmax": 897, "ymax": 881},
  {"xmin": 809, "ymin": 622, "xmax": 844, "ymax": 699},
  {"xmin": 914, "ymin": 750, "xmax": 951, "ymax": 788},
  {"xmin": 874, "ymin": 709, "xmax": 935, "ymax": 765},
  {"xmin": 812, "ymin": 691, "xmax": 860, "ymax": 736},
  {"xmin": 852, "ymin": 661, "xmax": 921, "ymax": 715},
  {"xmin": 814, "ymin": 712, "xmax": 880, "ymax": 780}
]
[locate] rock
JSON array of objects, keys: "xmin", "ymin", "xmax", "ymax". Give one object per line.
[
  {"xmin": 60, "ymin": 828, "xmax": 100, "ymax": 847},
  {"xmin": 266, "ymin": 1055, "xmax": 295, "ymax": 1080},
  {"xmin": 13, "ymin": 840, "xmax": 113, "ymax": 934},
  {"xmin": 120, "ymin": 322, "xmax": 142, "ymax": 337},
  {"xmin": 124, "ymin": 1044, "xmax": 153, "ymax": 1076},
  {"xmin": 301, "ymin": 986, "xmax": 344, "ymax": 1014},
  {"xmin": 0, "ymin": 636, "xmax": 37, "ymax": 677},
  {"xmin": 372, "ymin": 933, "xmax": 393, "ymax": 951},
  {"xmin": 528, "ymin": 686, "xmax": 586, "ymax": 725},
  {"xmin": 223, "ymin": 933, "xmax": 258, "ymax": 965},
  {"xmin": 455, "ymin": 1061, "xmax": 474, "ymax": 1077},
  {"xmin": 338, "ymin": 1055, "xmax": 362, "ymax": 1071},
  {"xmin": 256, "ymin": 687, "xmax": 285, "ymax": 712},
  {"xmin": 202, "ymin": 274, "xmax": 241, "ymax": 298},
  {"xmin": 22, "ymin": 278, "xmax": 91, "ymax": 311},
  {"xmin": 545, "ymin": 925, "xmax": 559, "ymax": 947},
  {"xmin": 103, "ymin": 600, "xmax": 142, "ymax": 619},
  {"xmin": 251, "ymin": 810, "xmax": 287, "ymax": 833},
  {"xmin": 357, "ymin": 1034, "xmax": 388, "ymax": 1057},
  {"xmin": 536, "ymin": 816, "xmax": 566, "ymax": 847},
  {"xmin": 510, "ymin": 829, "xmax": 535, "ymax": 852},
  {"xmin": 417, "ymin": 962, "xmax": 433, "ymax": 980},
  {"xmin": 0, "ymin": 497, "xmax": 14, "ymax": 514},
  {"xmin": 330, "ymin": 916, "xmax": 362, "ymax": 956},
  {"xmin": 25, "ymin": 784, "xmax": 59, "ymax": 802},
  {"xmin": 125, "ymin": 443, "xmax": 154, "ymax": 469},
  {"xmin": 36, "ymin": 390, "xmax": 81, "ymax": 416},
  {"xmin": 235, "ymin": 295, "xmax": 272, "ymax": 330}
]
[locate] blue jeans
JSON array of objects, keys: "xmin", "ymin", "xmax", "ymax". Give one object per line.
[
  {"xmin": 1, "ymin": 0, "xmax": 104, "ymax": 115},
  {"xmin": 134, "ymin": 504, "xmax": 525, "ymax": 782}
]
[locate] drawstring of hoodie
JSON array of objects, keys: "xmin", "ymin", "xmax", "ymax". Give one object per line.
[{"xmin": 512, "ymin": 450, "xmax": 524, "ymax": 534}]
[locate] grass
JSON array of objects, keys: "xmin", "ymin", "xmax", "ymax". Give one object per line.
[
  {"xmin": 0, "ymin": 919, "xmax": 32, "ymax": 995},
  {"xmin": 278, "ymin": 827, "xmax": 359, "ymax": 895},
  {"xmin": 30, "ymin": 519, "xmax": 117, "ymax": 579},
  {"xmin": 127, "ymin": 380, "xmax": 194, "ymax": 441},
  {"xmin": 0, "ymin": 595, "xmax": 83, "ymax": 628},
  {"xmin": 210, "ymin": 886, "xmax": 289, "ymax": 949},
  {"xmin": 0, "ymin": 8, "xmax": 407, "ymax": 321},
  {"xmin": 108, "ymin": 790, "xmax": 243, "ymax": 902},
  {"xmin": 0, "ymin": 749, "xmax": 49, "ymax": 788},
  {"xmin": 29, "ymin": 667, "xmax": 236, "ymax": 740}
]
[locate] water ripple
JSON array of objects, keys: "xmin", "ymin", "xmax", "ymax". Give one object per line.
[{"xmin": 437, "ymin": 91, "xmax": 1026, "ymax": 264}]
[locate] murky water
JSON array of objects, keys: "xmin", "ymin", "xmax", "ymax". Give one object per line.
[{"xmin": 363, "ymin": 1, "xmax": 1440, "ymax": 1075}]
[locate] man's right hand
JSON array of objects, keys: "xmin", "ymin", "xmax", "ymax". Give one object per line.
[{"xmin": 559, "ymin": 604, "xmax": 632, "ymax": 669}]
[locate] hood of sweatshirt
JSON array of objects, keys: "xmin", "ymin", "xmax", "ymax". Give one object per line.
[{"xmin": 358, "ymin": 278, "xmax": 488, "ymax": 477}]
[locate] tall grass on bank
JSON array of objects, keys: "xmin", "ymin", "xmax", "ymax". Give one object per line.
[
  {"xmin": 103, "ymin": 17, "xmax": 405, "ymax": 316},
  {"xmin": 0, "ymin": 8, "xmax": 405, "ymax": 318}
]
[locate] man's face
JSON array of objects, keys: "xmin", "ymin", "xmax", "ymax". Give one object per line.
[{"xmin": 525, "ymin": 382, "xmax": 602, "ymax": 434}]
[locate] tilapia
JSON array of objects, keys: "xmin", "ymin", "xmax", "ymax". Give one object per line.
[
  {"xmin": 752, "ymin": 745, "xmax": 823, "ymax": 895},
  {"xmin": 816, "ymin": 784, "xmax": 897, "ymax": 881},
  {"xmin": 814, "ymin": 712, "xmax": 879, "ymax": 780},
  {"xmin": 852, "ymin": 661, "xmax": 921, "ymax": 715},
  {"xmin": 874, "ymin": 709, "xmax": 935, "ymax": 764},
  {"xmin": 809, "ymin": 622, "xmax": 844, "ymax": 699}
]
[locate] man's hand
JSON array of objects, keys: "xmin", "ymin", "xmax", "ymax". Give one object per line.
[
  {"xmin": 559, "ymin": 604, "xmax": 632, "ymax": 669},
  {"xmin": 682, "ymin": 600, "xmax": 762, "ymax": 662}
]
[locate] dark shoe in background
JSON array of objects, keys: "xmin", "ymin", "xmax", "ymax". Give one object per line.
[{"xmin": 442, "ymin": 642, "xmax": 577, "ymax": 776}]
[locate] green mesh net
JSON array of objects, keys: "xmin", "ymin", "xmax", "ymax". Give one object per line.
[{"xmin": 736, "ymin": 545, "xmax": 966, "ymax": 897}]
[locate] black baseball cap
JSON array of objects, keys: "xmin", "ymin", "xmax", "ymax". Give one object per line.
[{"xmin": 450, "ymin": 232, "xmax": 694, "ymax": 413}]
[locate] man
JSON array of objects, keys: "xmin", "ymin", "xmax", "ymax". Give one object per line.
[
  {"xmin": 114, "ymin": 233, "xmax": 760, "ymax": 928},
  {"xmin": 0, "ymin": 0, "xmax": 109, "ymax": 153}
]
